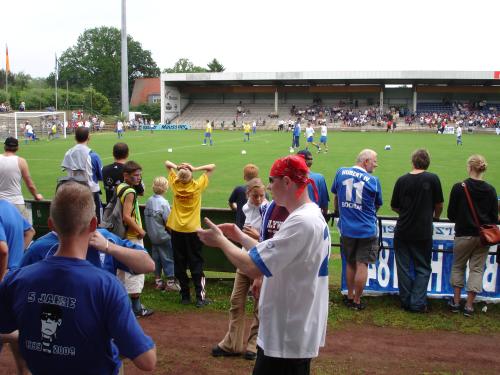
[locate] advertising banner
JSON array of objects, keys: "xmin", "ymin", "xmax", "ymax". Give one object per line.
[
  {"xmin": 142, "ymin": 124, "xmax": 191, "ymax": 131},
  {"xmin": 340, "ymin": 220, "xmax": 500, "ymax": 302}
]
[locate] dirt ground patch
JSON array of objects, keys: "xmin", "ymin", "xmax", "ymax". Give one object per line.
[{"xmin": 1, "ymin": 310, "xmax": 499, "ymax": 374}]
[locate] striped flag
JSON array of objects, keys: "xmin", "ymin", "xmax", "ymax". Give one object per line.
[{"xmin": 6, "ymin": 45, "xmax": 10, "ymax": 73}]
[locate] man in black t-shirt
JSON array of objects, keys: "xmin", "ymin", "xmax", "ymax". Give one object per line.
[
  {"xmin": 102, "ymin": 143, "xmax": 144, "ymax": 205},
  {"xmin": 390, "ymin": 149, "xmax": 444, "ymax": 313},
  {"xmin": 228, "ymin": 164, "xmax": 259, "ymax": 229}
]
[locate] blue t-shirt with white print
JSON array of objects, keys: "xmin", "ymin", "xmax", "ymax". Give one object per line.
[
  {"xmin": 331, "ymin": 166, "xmax": 382, "ymax": 238},
  {"xmin": 0, "ymin": 256, "xmax": 154, "ymax": 375}
]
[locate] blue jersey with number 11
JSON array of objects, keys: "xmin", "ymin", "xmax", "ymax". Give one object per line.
[{"xmin": 331, "ymin": 166, "xmax": 382, "ymax": 238}]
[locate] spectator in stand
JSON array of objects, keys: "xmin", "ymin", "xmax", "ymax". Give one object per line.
[
  {"xmin": 0, "ymin": 137, "xmax": 44, "ymax": 219},
  {"xmin": 228, "ymin": 164, "xmax": 260, "ymax": 229},
  {"xmin": 447, "ymin": 155, "xmax": 498, "ymax": 317},
  {"xmin": 144, "ymin": 176, "xmax": 181, "ymax": 292},
  {"xmin": 61, "ymin": 127, "xmax": 103, "ymax": 222},
  {"xmin": 18, "ymin": 102, "xmax": 25, "ymax": 112},
  {"xmin": 116, "ymin": 161, "xmax": 154, "ymax": 318},
  {"xmin": 0, "ymin": 182, "xmax": 156, "ymax": 374},
  {"xmin": 164, "ymin": 160, "xmax": 216, "ymax": 307},
  {"xmin": 390, "ymin": 149, "xmax": 443, "ymax": 313}
]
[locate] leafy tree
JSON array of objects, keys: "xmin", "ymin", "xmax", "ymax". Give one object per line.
[
  {"xmin": 207, "ymin": 58, "xmax": 225, "ymax": 72},
  {"xmin": 58, "ymin": 27, "xmax": 160, "ymax": 109},
  {"xmin": 164, "ymin": 58, "xmax": 207, "ymax": 73},
  {"xmin": 131, "ymin": 102, "xmax": 161, "ymax": 121}
]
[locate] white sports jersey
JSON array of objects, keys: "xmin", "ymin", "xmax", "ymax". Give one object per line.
[
  {"xmin": 320, "ymin": 125, "xmax": 327, "ymax": 137},
  {"xmin": 305, "ymin": 127, "xmax": 315, "ymax": 138},
  {"xmin": 456, "ymin": 126, "xmax": 462, "ymax": 137},
  {"xmin": 248, "ymin": 203, "xmax": 330, "ymax": 358}
]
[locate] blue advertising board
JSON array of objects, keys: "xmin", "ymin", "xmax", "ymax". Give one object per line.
[
  {"xmin": 142, "ymin": 124, "xmax": 191, "ymax": 131},
  {"xmin": 340, "ymin": 220, "xmax": 500, "ymax": 302}
]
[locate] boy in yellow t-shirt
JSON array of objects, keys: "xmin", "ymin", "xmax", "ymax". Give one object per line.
[{"xmin": 164, "ymin": 160, "xmax": 216, "ymax": 307}]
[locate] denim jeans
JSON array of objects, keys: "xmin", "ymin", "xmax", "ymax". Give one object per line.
[
  {"xmin": 152, "ymin": 241, "xmax": 174, "ymax": 278},
  {"xmin": 394, "ymin": 237, "xmax": 433, "ymax": 311}
]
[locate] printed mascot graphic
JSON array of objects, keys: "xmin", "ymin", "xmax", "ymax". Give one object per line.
[{"xmin": 40, "ymin": 304, "xmax": 63, "ymax": 354}]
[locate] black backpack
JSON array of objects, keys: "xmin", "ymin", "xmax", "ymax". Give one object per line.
[{"xmin": 100, "ymin": 185, "xmax": 134, "ymax": 238}]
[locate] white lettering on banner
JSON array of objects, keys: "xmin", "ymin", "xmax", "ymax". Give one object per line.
[
  {"xmin": 378, "ymin": 249, "xmax": 390, "ymax": 288},
  {"xmin": 367, "ymin": 263, "xmax": 376, "ymax": 285},
  {"xmin": 483, "ymin": 255, "xmax": 498, "ymax": 293},
  {"xmin": 429, "ymin": 250, "xmax": 443, "ymax": 292},
  {"xmin": 393, "ymin": 254, "xmax": 398, "ymax": 288}
]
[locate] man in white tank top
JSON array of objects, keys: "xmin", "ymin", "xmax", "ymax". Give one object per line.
[{"xmin": 0, "ymin": 137, "xmax": 43, "ymax": 219}]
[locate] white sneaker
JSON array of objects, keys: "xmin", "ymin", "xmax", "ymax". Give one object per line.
[{"xmin": 165, "ymin": 280, "xmax": 181, "ymax": 292}]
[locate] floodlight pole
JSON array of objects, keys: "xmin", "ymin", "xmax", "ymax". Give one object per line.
[{"xmin": 121, "ymin": 0, "xmax": 129, "ymax": 120}]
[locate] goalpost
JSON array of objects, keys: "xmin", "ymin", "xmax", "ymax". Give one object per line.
[{"xmin": 0, "ymin": 111, "xmax": 67, "ymax": 141}]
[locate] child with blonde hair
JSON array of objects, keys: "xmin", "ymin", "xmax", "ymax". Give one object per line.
[
  {"xmin": 144, "ymin": 176, "xmax": 180, "ymax": 291},
  {"xmin": 242, "ymin": 178, "xmax": 268, "ymax": 239}
]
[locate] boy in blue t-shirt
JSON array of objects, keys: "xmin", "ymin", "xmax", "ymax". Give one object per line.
[
  {"xmin": 0, "ymin": 182, "xmax": 156, "ymax": 374},
  {"xmin": 331, "ymin": 149, "xmax": 382, "ymax": 310}
]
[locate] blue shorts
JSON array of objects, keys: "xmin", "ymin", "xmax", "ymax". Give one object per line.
[
  {"xmin": 307, "ymin": 136, "xmax": 313, "ymax": 143},
  {"xmin": 205, "ymin": 132, "xmax": 211, "ymax": 137},
  {"xmin": 320, "ymin": 136, "xmax": 327, "ymax": 143}
]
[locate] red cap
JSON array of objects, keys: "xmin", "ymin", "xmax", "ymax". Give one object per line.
[{"xmin": 270, "ymin": 155, "xmax": 318, "ymax": 201}]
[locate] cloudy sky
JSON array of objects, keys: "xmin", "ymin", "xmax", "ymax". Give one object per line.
[{"xmin": 1, "ymin": 0, "xmax": 499, "ymax": 78}]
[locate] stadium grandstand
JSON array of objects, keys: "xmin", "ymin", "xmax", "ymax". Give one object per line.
[{"xmin": 160, "ymin": 71, "xmax": 500, "ymax": 131}]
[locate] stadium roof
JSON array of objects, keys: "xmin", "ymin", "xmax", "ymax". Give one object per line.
[{"xmin": 162, "ymin": 71, "xmax": 500, "ymax": 86}]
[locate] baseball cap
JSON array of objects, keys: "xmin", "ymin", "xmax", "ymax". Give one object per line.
[{"xmin": 4, "ymin": 137, "xmax": 18, "ymax": 147}]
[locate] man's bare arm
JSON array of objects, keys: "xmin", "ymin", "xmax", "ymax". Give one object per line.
[
  {"xmin": 23, "ymin": 228, "xmax": 35, "ymax": 250},
  {"xmin": 19, "ymin": 158, "xmax": 43, "ymax": 200}
]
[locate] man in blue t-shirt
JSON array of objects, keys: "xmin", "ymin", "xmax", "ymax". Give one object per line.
[
  {"xmin": 331, "ymin": 149, "xmax": 382, "ymax": 310},
  {"xmin": 0, "ymin": 200, "xmax": 35, "ymax": 373},
  {"xmin": 0, "ymin": 200, "xmax": 35, "ymax": 280},
  {"xmin": 297, "ymin": 150, "xmax": 329, "ymax": 217},
  {"xmin": 20, "ymin": 228, "xmax": 154, "ymax": 276},
  {"xmin": 0, "ymin": 182, "xmax": 156, "ymax": 374}
]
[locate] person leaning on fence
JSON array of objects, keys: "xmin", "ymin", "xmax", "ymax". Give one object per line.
[
  {"xmin": 331, "ymin": 149, "xmax": 382, "ymax": 310},
  {"xmin": 447, "ymin": 154, "xmax": 498, "ymax": 317},
  {"xmin": 164, "ymin": 160, "xmax": 216, "ymax": 308},
  {"xmin": 198, "ymin": 155, "xmax": 329, "ymax": 375},
  {"xmin": 116, "ymin": 161, "xmax": 154, "ymax": 318},
  {"xmin": 228, "ymin": 164, "xmax": 260, "ymax": 229},
  {"xmin": 144, "ymin": 176, "xmax": 181, "ymax": 292},
  {"xmin": 0, "ymin": 137, "xmax": 44, "ymax": 220},
  {"xmin": 0, "ymin": 181, "xmax": 156, "ymax": 374},
  {"xmin": 390, "ymin": 149, "xmax": 444, "ymax": 313}
]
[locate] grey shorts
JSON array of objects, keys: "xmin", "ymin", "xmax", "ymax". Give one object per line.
[{"xmin": 341, "ymin": 236, "xmax": 379, "ymax": 264}]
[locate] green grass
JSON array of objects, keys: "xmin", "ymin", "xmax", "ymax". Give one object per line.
[
  {"xmin": 18, "ymin": 129, "xmax": 500, "ymax": 333},
  {"xmin": 18, "ymin": 129, "xmax": 500, "ymax": 215}
]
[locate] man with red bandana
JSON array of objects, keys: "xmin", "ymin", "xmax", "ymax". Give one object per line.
[{"xmin": 198, "ymin": 155, "xmax": 330, "ymax": 375}]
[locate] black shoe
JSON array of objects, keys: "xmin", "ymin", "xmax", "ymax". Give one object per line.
[
  {"xmin": 211, "ymin": 345, "xmax": 241, "ymax": 357},
  {"xmin": 196, "ymin": 298, "xmax": 212, "ymax": 308},
  {"xmin": 351, "ymin": 301, "xmax": 366, "ymax": 311},
  {"xmin": 342, "ymin": 295, "xmax": 354, "ymax": 308},
  {"xmin": 244, "ymin": 351, "xmax": 257, "ymax": 360},
  {"xmin": 180, "ymin": 297, "xmax": 191, "ymax": 305},
  {"xmin": 448, "ymin": 298, "xmax": 460, "ymax": 313},
  {"xmin": 463, "ymin": 306, "xmax": 474, "ymax": 317}
]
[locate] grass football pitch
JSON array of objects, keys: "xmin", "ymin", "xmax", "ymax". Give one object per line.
[{"xmin": 18, "ymin": 129, "xmax": 499, "ymax": 215}]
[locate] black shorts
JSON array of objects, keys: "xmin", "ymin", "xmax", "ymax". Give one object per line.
[{"xmin": 340, "ymin": 236, "xmax": 379, "ymax": 264}]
